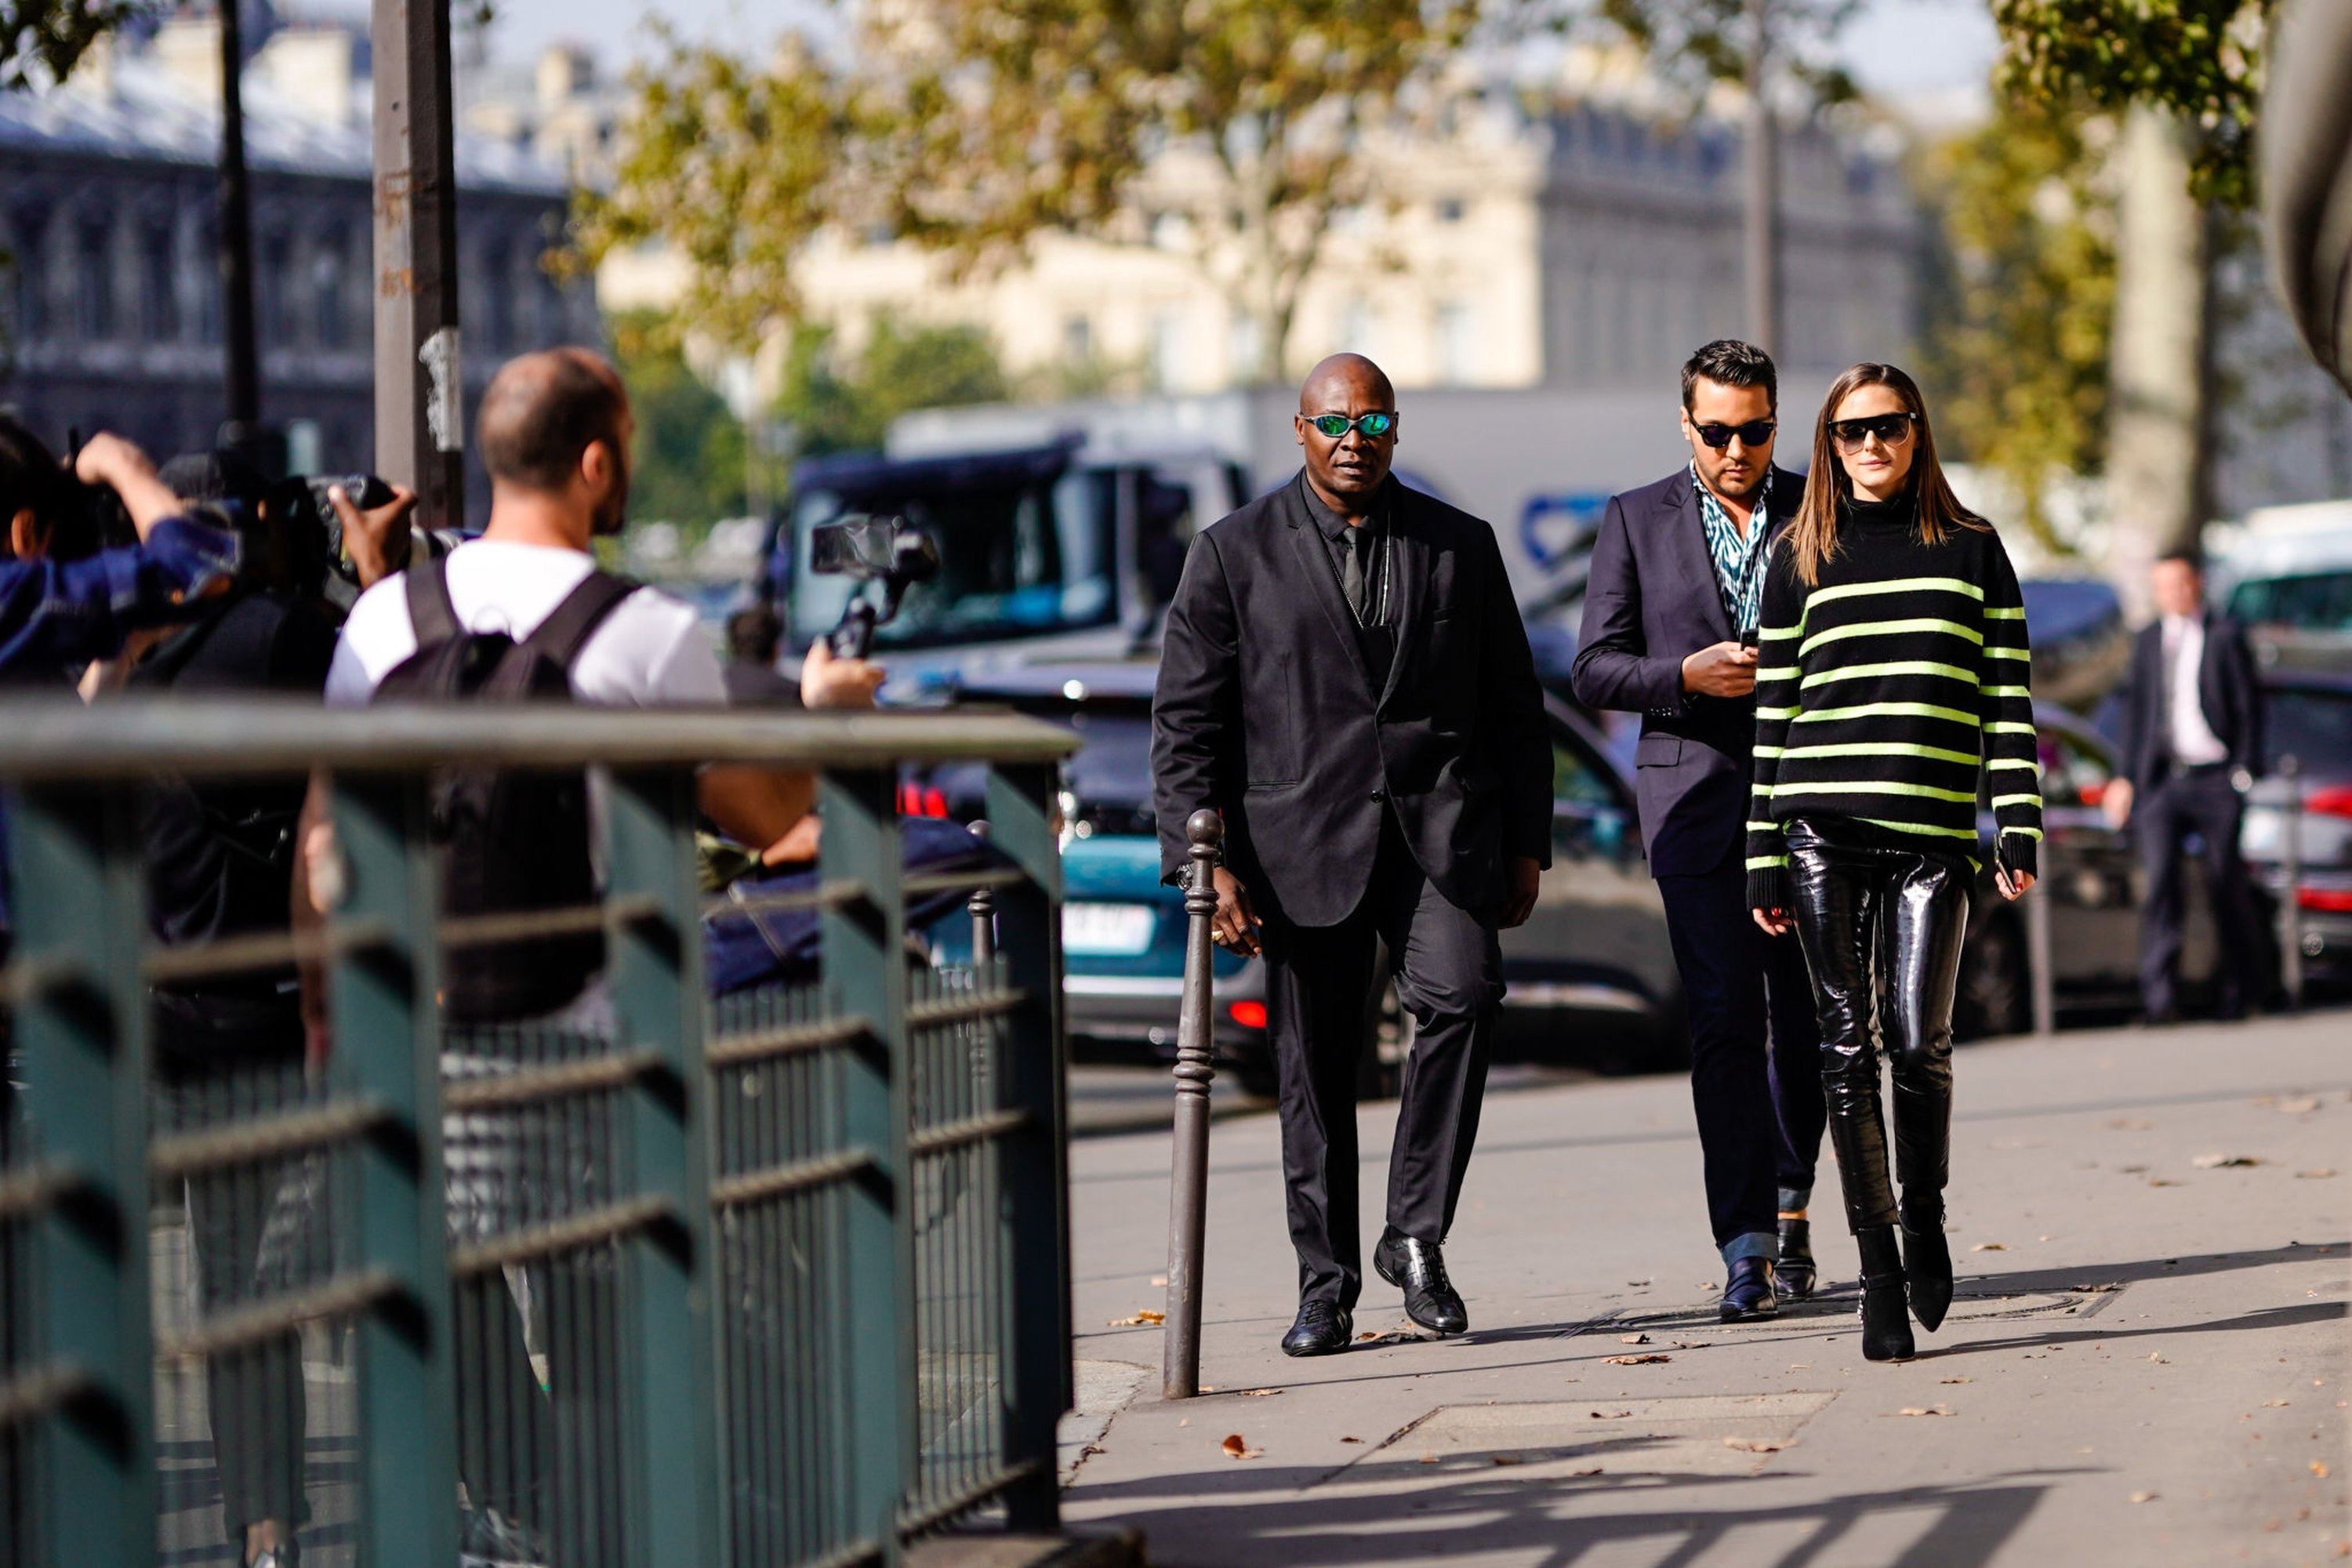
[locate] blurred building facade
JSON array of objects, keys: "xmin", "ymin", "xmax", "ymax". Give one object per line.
[{"xmin": 0, "ymin": 9, "xmax": 596, "ymax": 512}]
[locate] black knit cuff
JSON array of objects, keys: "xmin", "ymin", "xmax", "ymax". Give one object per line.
[
  {"xmin": 1746, "ymin": 864, "xmax": 1790, "ymax": 916},
  {"xmin": 1998, "ymin": 832, "xmax": 2038, "ymax": 881}
]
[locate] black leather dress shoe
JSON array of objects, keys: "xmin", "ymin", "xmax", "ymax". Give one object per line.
[
  {"xmin": 1719, "ymin": 1256, "xmax": 1778, "ymax": 1322},
  {"xmin": 1280, "ymin": 1298, "xmax": 1353, "ymax": 1356},
  {"xmin": 1778, "ymin": 1215, "xmax": 1817, "ymax": 1299},
  {"xmin": 1373, "ymin": 1226, "xmax": 1468, "ymax": 1335}
]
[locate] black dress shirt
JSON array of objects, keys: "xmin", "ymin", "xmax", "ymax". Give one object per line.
[{"xmin": 1301, "ymin": 476, "xmax": 1392, "ymax": 626}]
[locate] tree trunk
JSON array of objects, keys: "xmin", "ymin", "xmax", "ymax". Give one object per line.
[{"xmin": 2106, "ymin": 106, "xmax": 2214, "ymax": 619}]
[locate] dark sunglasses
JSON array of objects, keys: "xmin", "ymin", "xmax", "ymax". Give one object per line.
[
  {"xmin": 1829, "ymin": 412, "xmax": 1918, "ymax": 452},
  {"xmin": 1306, "ymin": 411, "xmax": 1397, "ymax": 439},
  {"xmin": 1695, "ymin": 419, "xmax": 1776, "ymax": 449}
]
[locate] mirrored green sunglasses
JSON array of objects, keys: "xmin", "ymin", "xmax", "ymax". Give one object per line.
[{"xmin": 1307, "ymin": 411, "xmax": 1397, "ymax": 439}]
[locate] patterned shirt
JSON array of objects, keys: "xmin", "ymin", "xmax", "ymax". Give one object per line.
[{"xmin": 1693, "ymin": 463, "xmax": 1773, "ymax": 635}]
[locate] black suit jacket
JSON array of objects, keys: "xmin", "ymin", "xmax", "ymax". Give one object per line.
[
  {"xmin": 1568, "ymin": 465, "xmax": 1802, "ymax": 877},
  {"xmin": 2117, "ymin": 610, "xmax": 2264, "ymax": 794},
  {"xmin": 1150, "ymin": 471, "xmax": 1553, "ymax": 929}
]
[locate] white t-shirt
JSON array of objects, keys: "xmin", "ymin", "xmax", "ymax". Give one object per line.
[{"xmin": 325, "ymin": 539, "xmax": 726, "ymax": 710}]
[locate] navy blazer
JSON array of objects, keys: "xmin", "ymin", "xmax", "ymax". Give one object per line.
[
  {"xmin": 1151, "ymin": 471, "xmax": 1553, "ymax": 929},
  {"xmin": 2116, "ymin": 610, "xmax": 2264, "ymax": 794},
  {"xmin": 1569, "ymin": 465, "xmax": 1802, "ymax": 877}
]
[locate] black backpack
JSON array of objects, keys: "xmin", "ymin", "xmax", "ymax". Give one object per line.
[{"xmin": 370, "ymin": 558, "xmax": 639, "ymax": 1023}]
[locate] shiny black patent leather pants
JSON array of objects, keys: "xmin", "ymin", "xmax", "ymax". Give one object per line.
[{"xmin": 1784, "ymin": 818, "xmax": 1972, "ymax": 1233}]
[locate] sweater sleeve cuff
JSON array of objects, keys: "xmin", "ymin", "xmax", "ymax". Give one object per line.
[
  {"xmin": 1745, "ymin": 863, "xmax": 1790, "ymax": 915},
  {"xmin": 1998, "ymin": 831, "xmax": 2038, "ymax": 881}
]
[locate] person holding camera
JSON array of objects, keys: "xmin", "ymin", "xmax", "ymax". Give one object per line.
[{"xmin": 1570, "ymin": 340, "xmax": 1825, "ymax": 1323}]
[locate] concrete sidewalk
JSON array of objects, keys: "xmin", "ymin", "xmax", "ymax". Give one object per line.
[{"xmin": 1058, "ymin": 1014, "xmax": 2352, "ymax": 1566}]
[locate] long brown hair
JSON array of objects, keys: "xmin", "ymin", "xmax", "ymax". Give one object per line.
[{"xmin": 1787, "ymin": 362, "xmax": 1984, "ymax": 586}]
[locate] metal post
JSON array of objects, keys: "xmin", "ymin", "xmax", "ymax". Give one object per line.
[
  {"xmin": 13, "ymin": 782, "xmax": 153, "ymax": 1565},
  {"xmin": 325, "ymin": 773, "xmax": 459, "ymax": 1567},
  {"xmin": 1163, "ymin": 811, "xmax": 1221, "ymax": 1400},
  {"xmin": 2278, "ymin": 754, "xmax": 2305, "ymax": 1011},
  {"xmin": 2025, "ymin": 876, "xmax": 2056, "ymax": 1037},
  {"xmin": 967, "ymin": 820, "xmax": 996, "ymax": 967},
  {"xmin": 1743, "ymin": 0, "xmax": 1780, "ymax": 354},
  {"xmin": 983, "ymin": 767, "xmax": 1070, "ymax": 1527},
  {"xmin": 819, "ymin": 770, "xmax": 916, "ymax": 1555},
  {"xmin": 370, "ymin": 0, "xmax": 466, "ymax": 526},
  {"xmin": 605, "ymin": 766, "xmax": 720, "ymax": 1565},
  {"xmin": 217, "ymin": 0, "xmax": 260, "ymax": 432}
]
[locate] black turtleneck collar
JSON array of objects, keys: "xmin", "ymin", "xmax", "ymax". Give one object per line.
[{"xmin": 1840, "ymin": 483, "xmax": 1917, "ymax": 531}]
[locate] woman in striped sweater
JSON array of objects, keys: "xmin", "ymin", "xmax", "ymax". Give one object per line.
[{"xmin": 1746, "ymin": 363, "xmax": 2042, "ymax": 1363}]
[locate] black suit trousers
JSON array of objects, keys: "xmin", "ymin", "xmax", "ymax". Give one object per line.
[
  {"xmin": 1655, "ymin": 849, "xmax": 1825, "ymax": 1253},
  {"xmin": 2137, "ymin": 769, "xmax": 2265, "ymax": 1017},
  {"xmin": 1265, "ymin": 818, "xmax": 1503, "ymax": 1308}
]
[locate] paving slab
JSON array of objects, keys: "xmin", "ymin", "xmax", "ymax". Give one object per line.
[{"xmin": 1060, "ymin": 1013, "xmax": 2352, "ymax": 1566}]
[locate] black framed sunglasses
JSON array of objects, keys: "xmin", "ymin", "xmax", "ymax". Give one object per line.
[
  {"xmin": 1305, "ymin": 411, "xmax": 1397, "ymax": 439},
  {"xmin": 1829, "ymin": 412, "xmax": 1918, "ymax": 452},
  {"xmin": 1694, "ymin": 419, "xmax": 1776, "ymax": 449}
]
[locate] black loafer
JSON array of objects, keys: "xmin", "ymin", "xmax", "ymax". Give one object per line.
[
  {"xmin": 1778, "ymin": 1215, "xmax": 1817, "ymax": 1299},
  {"xmin": 1373, "ymin": 1226, "xmax": 1468, "ymax": 1335},
  {"xmin": 1720, "ymin": 1255, "xmax": 1778, "ymax": 1322},
  {"xmin": 1280, "ymin": 1298, "xmax": 1353, "ymax": 1356}
]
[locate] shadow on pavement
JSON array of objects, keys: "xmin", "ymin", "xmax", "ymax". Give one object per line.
[{"xmin": 1077, "ymin": 1466, "xmax": 2060, "ymax": 1567}]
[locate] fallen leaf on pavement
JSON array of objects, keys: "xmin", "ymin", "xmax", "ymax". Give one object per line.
[
  {"xmin": 1239, "ymin": 1388, "xmax": 1283, "ymax": 1398},
  {"xmin": 1108, "ymin": 1309, "xmax": 1166, "ymax": 1327},
  {"xmin": 1572, "ymin": 1466, "xmax": 1605, "ymax": 1476},
  {"xmin": 1149, "ymin": 1275, "xmax": 1168, "ymax": 1287},
  {"xmin": 1619, "ymin": 1333, "xmax": 1651, "ymax": 1345},
  {"xmin": 2277, "ymin": 1097, "xmax": 2320, "ymax": 1115},
  {"xmin": 2315, "ymin": 1461, "xmax": 2333, "ymax": 1479},
  {"xmin": 1723, "ymin": 1436, "xmax": 1783, "ymax": 1453},
  {"xmin": 1606, "ymin": 1354, "xmax": 1670, "ymax": 1365},
  {"xmin": 2109, "ymin": 1118, "xmax": 2151, "ymax": 1130},
  {"xmin": 1220, "ymin": 1433, "xmax": 1261, "ymax": 1460},
  {"xmin": 2129, "ymin": 1491, "xmax": 2158, "ymax": 1504},
  {"xmin": 2191, "ymin": 1153, "xmax": 2259, "ymax": 1168},
  {"xmin": 1625, "ymin": 1278, "xmax": 1652, "ymax": 1287},
  {"xmin": 2149, "ymin": 1178, "xmax": 2183, "ymax": 1187},
  {"xmin": 1490, "ymin": 1454, "xmax": 1520, "ymax": 1466},
  {"xmin": 1896, "ymin": 1406, "xmax": 1952, "ymax": 1417},
  {"xmin": 2148, "ymin": 1352, "xmax": 2169, "ymax": 1363},
  {"xmin": 1340, "ymin": 1436, "xmax": 1363, "ymax": 1443},
  {"xmin": 1589, "ymin": 1410, "xmax": 1632, "ymax": 1419},
  {"xmin": 1971, "ymin": 1243, "xmax": 2008, "ymax": 1252},
  {"xmin": 2298, "ymin": 1168, "xmax": 2339, "ymax": 1179},
  {"xmin": 2118, "ymin": 1163, "xmax": 2150, "ymax": 1173},
  {"xmin": 1941, "ymin": 1377, "xmax": 1972, "ymax": 1385},
  {"xmin": 2262, "ymin": 1399, "xmax": 2289, "ymax": 1407},
  {"xmin": 1417, "ymin": 1454, "xmax": 1438, "ymax": 1465}
]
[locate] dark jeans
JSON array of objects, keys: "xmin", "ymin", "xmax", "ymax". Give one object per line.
[
  {"xmin": 2137, "ymin": 768, "xmax": 2265, "ymax": 1018},
  {"xmin": 1657, "ymin": 849, "xmax": 1825, "ymax": 1258},
  {"xmin": 1784, "ymin": 818, "xmax": 1971, "ymax": 1234},
  {"xmin": 1263, "ymin": 821, "xmax": 1502, "ymax": 1309}
]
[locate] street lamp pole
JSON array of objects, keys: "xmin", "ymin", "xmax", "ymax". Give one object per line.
[
  {"xmin": 370, "ymin": 0, "xmax": 466, "ymax": 527},
  {"xmin": 216, "ymin": 0, "xmax": 260, "ymax": 438},
  {"xmin": 1744, "ymin": 0, "xmax": 1780, "ymax": 354}
]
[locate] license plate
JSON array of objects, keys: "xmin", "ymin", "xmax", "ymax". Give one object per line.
[{"xmin": 1062, "ymin": 902, "xmax": 1158, "ymax": 956}]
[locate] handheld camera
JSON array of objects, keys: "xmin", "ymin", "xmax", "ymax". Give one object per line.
[{"xmin": 809, "ymin": 514, "xmax": 939, "ymax": 659}]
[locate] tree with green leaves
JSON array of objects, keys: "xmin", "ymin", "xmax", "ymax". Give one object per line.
[
  {"xmin": 1917, "ymin": 103, "xmax": 2115, "ymax": 553},
  {"xmin": 776, "ymin": 316, "xmax": 1010, "ymax": 459},
  {"xmin": 1, "ymin": 0, "xmax": 140, "ymax": 89},
  {"xmin": 610, "ymin": 314, "xmax": 750, "ymax": 528},
  {"xmin": 575, "ymin": 0, "xmax": 1490, "ymax": 379}
]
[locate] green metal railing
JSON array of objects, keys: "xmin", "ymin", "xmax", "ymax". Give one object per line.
[{"xmin": 0, "ymin": 699, "xmax": 1076, "ymax": 1568}]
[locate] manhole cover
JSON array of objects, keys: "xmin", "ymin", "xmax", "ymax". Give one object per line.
[{"xmin": 1322, "ymin": 1392, "xmax": 1838, "ymax": 1484}]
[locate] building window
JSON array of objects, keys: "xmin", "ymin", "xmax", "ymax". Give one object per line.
[
  {"xmin": 1063, "ymin": 314, "xmax": 1092, "ymax": 364},
  {"xmin": 1149, "ymin": 309, "xmax": 1185, "ymax": 391},
  {"xmin": 195, "ymin": 223, "xmax": 221, "ymax": 345},
  {"xmin": 260, "ymin": 234, "xmax": 293, "ymax": 349},
  {"xmin": 8, "ymin": 212, "xmax": 45, "ymax": 342},
  {"xmin": 313, "ymin": 239, "xmax": 345, "ymax": 347},
  {"xmin": 1435, "ymin": 197, "xmax": 1465, "ymax": 223},
  {"xmin": 1435, "ymin": 300, "xmax": 1475, "ymax": 385},
  {"xmin": 1337, "ymin": 299, "xmax": 1376, "ymax": 357},
  {"xmin": 480, "ymin": 241, "xmax": 513, "ymax": 350},
  {"xmin": 140, "ymin": 223, "xmax": 178, "ymax": 343},
  {"xmin": 1228, "ymin": 313, "xmax": 1264, "ymax": 383},
  {"xmin": 75, "ymin": 218, "xmax": 114, "ymax": 341}
]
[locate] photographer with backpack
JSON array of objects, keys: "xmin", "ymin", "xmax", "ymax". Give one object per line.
[{"xmin": 311, "ymin": 347, "xmax": 877, "ymax": 1558}]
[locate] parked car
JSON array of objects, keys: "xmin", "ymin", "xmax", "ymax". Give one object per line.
[
  {"xmin": 2241, "ymin": 671, "xmax": 2352, "ymax": 991},
  {"xmin": 918, "ymin": 663, "xmax": 1689, "ymax": 1089}
]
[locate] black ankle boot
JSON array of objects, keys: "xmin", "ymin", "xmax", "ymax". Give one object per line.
[
  {"xmin": 1900, "ymin": 1197, "xmax": 1953, "ymax": 1332},
  {"xmin": 1855, "ymin": 1226, "xmax": 1915, "ymax": 1362}
]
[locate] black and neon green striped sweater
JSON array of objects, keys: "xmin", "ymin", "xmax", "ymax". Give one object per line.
[{"xmin": 1744, "ymin": 493, "xmax": 2043, "ymax": 913}]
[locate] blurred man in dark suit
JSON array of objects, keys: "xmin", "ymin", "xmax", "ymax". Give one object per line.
[{"xmin": 1152, "ymin": 354, "xmax": 1551, "ymax": 1356}]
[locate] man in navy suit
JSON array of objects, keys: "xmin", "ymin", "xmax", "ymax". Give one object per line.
[{"xmin": 1570, "ymin": 340, "xmax": 1825, "ymax": 1321}]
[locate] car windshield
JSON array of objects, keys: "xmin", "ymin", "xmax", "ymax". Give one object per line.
[
  {"xmin": 789, "ymin": 468, "xmax": 1116, "ymax": 650},
  {"xmin": 2264, "ymin": 688, "xmax": 2352, "ymax": 775},
  {"xmin": 2228, "ymin": 570, "xmax": 2352, "ymax": 633}
]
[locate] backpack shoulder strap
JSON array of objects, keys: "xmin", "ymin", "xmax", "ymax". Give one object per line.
[
  {"xmin": 524, "ymin": 568, "xmax": 641, "ymax": 670},
  {"xmin": 403, "ymin": 558, "xmax": 463, "ymax": 648}
]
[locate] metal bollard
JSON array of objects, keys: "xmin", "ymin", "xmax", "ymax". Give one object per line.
[
  {"xmin": 2278, "ymin": 757, "xmax": 2304, "ymax": 1011},
  {"xmin": 2025, "ymin": 870, "xmax": 2056, "ymax": 1037},
  {"xmin": 968, "ymin": 818, "xmax": 997, "ymax": 966},
  {"xmin": 1163, "ymin": 809, "xmax": 1223, "ymax": 1399}
]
